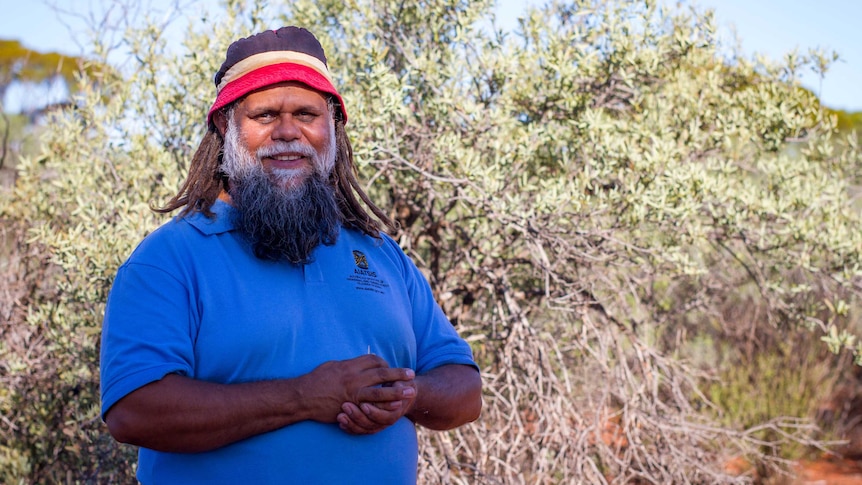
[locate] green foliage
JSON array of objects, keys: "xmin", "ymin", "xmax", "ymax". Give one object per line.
[
  {"xmin": 704, "ymin": 339, "xmax": 844, "ymax": 461},
  {"xmin": 1, "ymin": 0, "xmax": 861, "ymax": 483},
  {"xmin": 0, "ymin": 112, "xmax": 44, "ymax": 172},
  {"xmin": 829, "ymin": 108, "xmax": 862, "ymax": 134}
]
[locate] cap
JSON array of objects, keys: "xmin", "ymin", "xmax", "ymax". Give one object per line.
[{"xmin": 207, "ymin": 26, "xmax": 347, "ymax": 125}]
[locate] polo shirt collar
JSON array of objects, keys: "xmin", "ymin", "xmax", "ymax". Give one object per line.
[{"xmin": 185, "ymin": 199, "xmax": 236, "ymax": 236}]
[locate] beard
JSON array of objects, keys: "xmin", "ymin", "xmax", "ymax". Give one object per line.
[{"xmin": 220, "ymin": 115, "xmax": 340, "ymax": 264}]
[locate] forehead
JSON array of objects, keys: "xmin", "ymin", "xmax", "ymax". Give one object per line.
[{"xmin": 239, "ymin": 81, "xmax": 329, "ymax": 110}]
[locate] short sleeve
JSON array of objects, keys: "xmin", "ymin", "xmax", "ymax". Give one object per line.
[
  {"xmin": 384, "ymin": 237, "xmax": 478, "ymax": 375},
  {"xmin": 100, "ymin": 261, "xmax": 196, "ymax": 419}
]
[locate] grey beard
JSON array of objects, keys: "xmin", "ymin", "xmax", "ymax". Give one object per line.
[
  {"xmin": 221, "ymin": 116, "xmax": 340, "ymax": 264},
  {"xmin": 229, "ymin": 169, "xmax": 340, "ymax": 264}
]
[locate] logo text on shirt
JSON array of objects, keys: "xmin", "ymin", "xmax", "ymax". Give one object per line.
[{"xmin": 348, "ymin": 250, "xmax": 389, "ymax": 294}]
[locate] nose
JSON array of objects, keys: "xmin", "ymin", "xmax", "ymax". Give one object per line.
[{"xmin": 271, "ymin": 115, "xmax": 302, "ymax": 142}]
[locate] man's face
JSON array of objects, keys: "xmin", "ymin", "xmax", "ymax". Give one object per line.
[
  {"xmin": 217, "ymin": 85, "xmax": 341, "ymax": 263},
  {"xmin": 217, "ymin": 81, "xmax": 336, "ymax": 190}
]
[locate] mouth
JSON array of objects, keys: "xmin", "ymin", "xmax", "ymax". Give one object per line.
[
  {"xmin": 265, "ymin": 153, "xmax": 308, "ymax": 170},
  {"xmin": 270, "ymin": 153, "xmax": 304, "ymax": 161}
]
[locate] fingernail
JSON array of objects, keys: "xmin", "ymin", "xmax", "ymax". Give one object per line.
[
  {"xmin": 402, "ymin": 387, "xmax": 415, "ymax": 397},
  {"xmin": 406, "ymin": 369, "xmax": 415, "ymax": 378},
  {"xmin": 361, "ymin": 403, "xmax": 372, "ymax": 414}
]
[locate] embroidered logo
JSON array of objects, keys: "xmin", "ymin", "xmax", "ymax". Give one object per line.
[{"xmin": 352, "ymin": 250, "xmax": 369, "ymax": 269}]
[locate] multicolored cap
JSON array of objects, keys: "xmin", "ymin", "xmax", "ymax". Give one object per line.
[{"xmin": 207, "ymin": 26, "xmax": 347, "ymax": 125}]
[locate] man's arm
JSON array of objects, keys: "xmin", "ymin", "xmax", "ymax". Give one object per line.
[
  {"xmin": 336, "ymin": 363, "xmax": 482, "ymax": 434},
  {"xmin": 407, "ymin": 364, "xmax": 482, "ymax": 429},
  {"xmin": 104, "ymin": 355, "xmax": 416, "ymax": 453}
]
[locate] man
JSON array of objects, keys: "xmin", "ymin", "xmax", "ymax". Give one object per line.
[{"xmin": 100, "ymin": 26, "xmax": 482, "ymax": 484}]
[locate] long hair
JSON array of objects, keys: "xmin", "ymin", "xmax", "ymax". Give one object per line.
[
  {"xmin": 153, "ymin": 104, "xmax": 397, "ymax": 238},
  {"xmin": 153, "ymin": 129, "xmax": 225, "ymax": 218}
]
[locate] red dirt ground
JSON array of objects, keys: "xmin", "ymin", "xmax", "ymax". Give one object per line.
[{"xmin": 792, "ymin": 459, "xmax": 862, "ymax": 484}]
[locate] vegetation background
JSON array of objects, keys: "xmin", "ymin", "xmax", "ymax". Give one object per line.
[{"xmin": 2, "ymin": 0, "xmax": 862, "ymax": 483}]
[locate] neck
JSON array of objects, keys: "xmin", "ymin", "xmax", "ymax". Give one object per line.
[{"xmin": 218, "ymin": 190, "xmax": 233, "ymax": 205}]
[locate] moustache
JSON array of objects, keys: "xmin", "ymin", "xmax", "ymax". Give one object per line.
[{"xmin": 256, "ymin": 141, "xmax": 318, "ymax": 161}]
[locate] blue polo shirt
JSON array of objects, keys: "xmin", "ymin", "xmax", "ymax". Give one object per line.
[{"xmin": 100, "ymin": 200, "xmax": 477, "ymax": 484}]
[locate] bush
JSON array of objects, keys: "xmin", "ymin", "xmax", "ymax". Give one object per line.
[{"xmin": 2, "ymin": 0, "xmax": 861, "ymax": 482}]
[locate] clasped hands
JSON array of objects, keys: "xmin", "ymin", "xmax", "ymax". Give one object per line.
[{"xmin": 305, "ymin": 354, "xmax": 417, "ymax": 435}]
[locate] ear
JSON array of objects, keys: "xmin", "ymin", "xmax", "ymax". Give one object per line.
[{"xmin": 213, "ymin": 109, "xmax": 229, "ymax": 137}]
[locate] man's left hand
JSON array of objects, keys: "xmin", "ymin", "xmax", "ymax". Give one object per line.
[{"xmin": 336, "ymin": 380, "xmax": 417, "ymax": 435}]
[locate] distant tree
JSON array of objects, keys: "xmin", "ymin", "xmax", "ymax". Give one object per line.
[
  {"xmin": 0, "ymin": 39, "xmax": 87, "ymax": 109},
  {"xmin": 0, "ymin": 40, "xmax": 97, "ymax": 170},
  {"xmin": 830, "ymin": 107, "xmax": 862, "ymax": 135}
]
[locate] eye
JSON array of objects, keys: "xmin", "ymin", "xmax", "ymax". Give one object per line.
[
  {"xmin": 253, "ymin": 111, "xmax": 277, "ymax": 122},
  {"xmin": 296, "ymin": 110, "xmax": 319, "ymax": 121}
]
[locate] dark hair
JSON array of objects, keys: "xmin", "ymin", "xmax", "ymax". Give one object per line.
[
  {"xmin": 153, "ymin": 128, "xmax": 225, "ymax": 218},
  {"xmin": 153, "ymin": 104, "xmax": 396, "ymax": 238}
]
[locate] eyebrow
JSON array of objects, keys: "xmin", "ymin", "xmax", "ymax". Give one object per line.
[{"xmin": 245, "ymin": 101, "xmax": 325, "ymax": 114}]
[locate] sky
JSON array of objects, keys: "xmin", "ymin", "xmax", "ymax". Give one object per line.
[
  {"xmin": 1, "ymin": 0, "xmax": 860, "ymax": 112},
  {"xmin": 693, "ymin": 0, "xmax": 862, "ymax": 112}
]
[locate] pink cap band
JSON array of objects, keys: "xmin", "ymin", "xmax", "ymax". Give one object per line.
[{"xmin": 207, "ymin": 63, "xmax": 347, "ymax": 125}]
